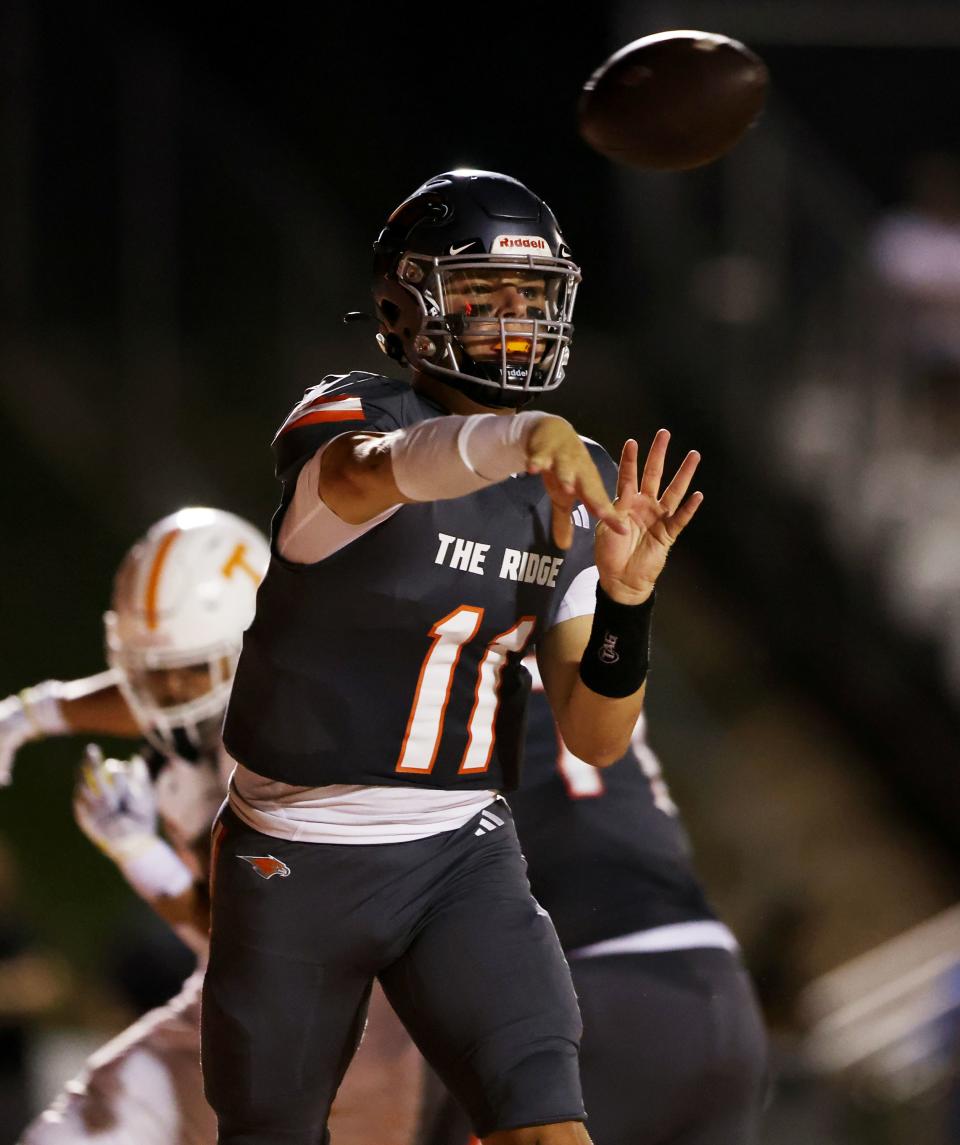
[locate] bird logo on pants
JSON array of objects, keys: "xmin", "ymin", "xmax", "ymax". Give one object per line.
[{"xmin": 238, "ymin": 854, "xmax": 291, "ymax": 879}]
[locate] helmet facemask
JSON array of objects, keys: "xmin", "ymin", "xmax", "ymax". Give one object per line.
[
  {"xmin": 384, "ymin": 252, "xmax": 580, "ymax": 405},
  {"xmin": 105, "ymin": 612, "xmax": 238, "ymax": 759}
]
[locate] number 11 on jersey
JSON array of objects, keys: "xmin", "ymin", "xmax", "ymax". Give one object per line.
[{"xmin": 395, "ymin": 605, "xmax": 535, "ymax": 776}]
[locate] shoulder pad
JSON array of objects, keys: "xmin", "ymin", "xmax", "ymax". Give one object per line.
[
  {"xmin": 274, "ymin": 372, "xmax": 408, "ymax": 442},
  {"xmin": 273, "ymin": 372, "xmax": 409, "ymax": 483}
]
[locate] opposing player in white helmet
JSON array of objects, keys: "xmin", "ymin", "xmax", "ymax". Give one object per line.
[
  {"xmin": 105, "ymin": 507, "xmax": 266, "ymax": 759},
  {"xmin": 0, "ymin": 507, "xmax": 267, "ymax": 784},
  {"xmin": 3, "ymin": 508, "xmax": 421, "ymax": 1145}
]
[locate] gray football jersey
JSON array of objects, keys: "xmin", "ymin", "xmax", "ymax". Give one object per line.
[{"xmin": 224, "ymin": 372, "xmax": 614, "ymax": 791}]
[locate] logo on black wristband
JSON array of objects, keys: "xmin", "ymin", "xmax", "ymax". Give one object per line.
[
  {"xmin": 598, "ymin": 633, "xmax": 620, "ymax": 664},
  {"xmin": 579, "ymin": 586, "xmax": 655, "ymax": 698}
]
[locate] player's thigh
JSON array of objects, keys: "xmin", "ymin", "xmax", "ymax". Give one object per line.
[
  {"xmin": 202, "ymin": 811, "xmax": 375, "ymax": 1130},
  {"xmin": 202, "ymin": 925, "xmax": 372, "ymax": 1134},
  {"xmin": 572, "ymin": 949, "xmax": 766, "ymax": 1145},
  {"xmin": 380, "ymin": 816, "xmax": 583, "ymax": 1139},
  {"xmin": 668, "ymin": 952, "xmax": 767, "ymax": 1145}
]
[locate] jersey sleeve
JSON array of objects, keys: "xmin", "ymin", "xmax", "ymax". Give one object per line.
[
  {"xmin": 277, "ymin": 445, "xmax": 403, "ymax": 564},
  {"xmin": 550, "ymin": 565, "xmax": 600, "ymax": 627},
  {"xmin": 272, "ymin": 372, "xmax": 405, "ymax": 485}
]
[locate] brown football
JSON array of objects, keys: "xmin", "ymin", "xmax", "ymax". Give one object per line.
[{"xmin": 578, "ymin": 30, "xmax": 769, "ymax": 171}]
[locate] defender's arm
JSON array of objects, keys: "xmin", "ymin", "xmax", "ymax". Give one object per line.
[{"xmin": 0, "ymin": 672, "xmax": 140, "ymax": 786}]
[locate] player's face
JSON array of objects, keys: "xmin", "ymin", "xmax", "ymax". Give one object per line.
[
  {"xmin": 441, "ymin": 270, "xmax": 551, "ymax": 361},
  {"xmin": 128, "ymin": 657, "xmax": 234, "ymax": 710}
]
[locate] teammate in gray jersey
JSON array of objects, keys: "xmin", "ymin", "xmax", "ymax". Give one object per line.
[
  {"xmin": 416, "ymin": 659, "xmax": 768, "ymax": 1145},
  {"xmin": 0, "ymin": 510, "xmax": 420, "ymax": 1145},
  {"xmin": 206, "ymin": 169, "xmax": 704, "ymax": 1145}
]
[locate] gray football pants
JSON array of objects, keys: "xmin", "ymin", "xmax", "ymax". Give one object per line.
[
  {"xmin": 201, "ymin": 802, "xmax": 585, "ymax": 1145},
  {"xmin": 417, "ymin": 947, "xmax": 768, "ymax": 1145}
]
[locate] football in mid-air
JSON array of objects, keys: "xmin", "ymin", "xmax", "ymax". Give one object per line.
[{"xmin": 577, "ymin": 30, "xmax": 769, "ymax": 171}]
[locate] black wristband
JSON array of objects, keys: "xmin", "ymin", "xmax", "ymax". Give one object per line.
[{"xmin": 578, "ymin": 584, "xmax": 655, "ymax": 698}]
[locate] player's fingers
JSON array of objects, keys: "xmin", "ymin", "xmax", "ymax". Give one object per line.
[
  {"xmin": 541, "ymin": 469, "xmax": 577, "ymax": 510},
  {"xmin": 587, "ymin": 500, "xmax": 628, "ymax": 536},
  {"xmin": 573, "ymin": 462, "xmax": 627, "ymax": 535},
  {"xmin": 666, "ymin": 491, "xmax": 704, "ymax": 538},
  {"xmin": 537, "ymin": 439, "xmax": 629, "ymax": 535},
  {"xmin": 617, "ymin": 439, "xmax": 640, "ymax": 500},
  {"xmin": 658, "ymin": 450, "xmax": 701, "ymax": 514},
  {"xmin": 80, "ymin": 761, "xmax": 100, "ymax": 797},
  {"xmin": 540, "ymin": 471, "xmax": 577, "ymax": 549},
  {"xmin": 554, "ymin": 465, "xmax": 577, "ymax": 495},
  {"xmin": 586, "ymin": 495, "xmax": 628, "ymax": 535},
  {"xmin": 527, "ymin": 426, "xmax": 579, "ymax": 476},
  {"xmin": 526, "ymin": 441, "xmax": 559, "ymax": 475},
  {"xmin": 129, "ymin": 755, "xmax": 151, "ymax": 787},
  {"xmin": 550, "ymin": 501, "xmax": 574, "ymax": 550},
  {"xmin": 639, "ymin": 429, "xmax": 670, "ymax": 498},
  {"xmin": 528, "ymin": 450, "xmax": 572, "ymax": 493}
]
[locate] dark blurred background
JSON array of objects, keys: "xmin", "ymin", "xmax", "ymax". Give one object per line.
[{"xmin": 2, "ymin": 1, "xmax": 960, "ymax": 1141}]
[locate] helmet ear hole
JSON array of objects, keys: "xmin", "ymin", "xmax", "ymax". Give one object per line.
[{"xmin": 378, "ymin": 299, "xmax": 401, "ymax": 325}]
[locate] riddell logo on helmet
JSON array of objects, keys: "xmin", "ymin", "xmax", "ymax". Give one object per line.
[{"xmin": 491, "ymin": 235, "xmax": 550, "ymax": 253}]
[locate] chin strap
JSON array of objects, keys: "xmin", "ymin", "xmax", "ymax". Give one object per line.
[
  {"xmin": 416, "ymin": 348, "xmax": 536, "ymax": 408},
  {"xmin": 451, "ymin": 374, "xmax": 535, "ymax": 410}
]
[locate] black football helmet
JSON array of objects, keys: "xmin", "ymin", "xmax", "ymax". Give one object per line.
[{"xmin": 372, "ymin": 169, "xmax": 581, "ymax": 407}]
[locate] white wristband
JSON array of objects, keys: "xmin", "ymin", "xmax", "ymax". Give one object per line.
[
  {"xmin": 389, "ymin": 411, "xmax": 555, "ymax": 502},
  {"xmin": 19, "ymin": 681, "xmax": 69, "ymax": 738},
  {"xmin": 117, "ymin": 837, "xmax": 194, "ymax": 901}
]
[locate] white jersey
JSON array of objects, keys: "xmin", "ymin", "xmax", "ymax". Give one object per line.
[{"xmin": 153, "ymin": 748, "xmax": 232, "ymax": 877}]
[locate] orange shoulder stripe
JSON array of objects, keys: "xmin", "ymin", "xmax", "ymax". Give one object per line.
[{"xmin": 282, "ymin": 408, "xmax": 366, "ymax": 432}]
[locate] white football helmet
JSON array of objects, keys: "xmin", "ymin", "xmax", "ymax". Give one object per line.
[{"xmin": 104, "ymin": 508, "xmax": 270, "ymax": 757}]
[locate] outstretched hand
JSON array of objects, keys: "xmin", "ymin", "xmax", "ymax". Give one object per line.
[
  {"xmin": 73, "ymin": 746, "xmax": 158, "ymax": 861},
  {"xmin": 595, "ymin": 431, "xmax": 702, "ymax": 603},
  {"xmin": 525, "ymin": 418, "xmax": 629, "ymax": 549}
]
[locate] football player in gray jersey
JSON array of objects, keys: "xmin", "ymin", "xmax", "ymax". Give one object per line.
[
  {"xmin": 206, "ymin": 169, "xmax": 703, "ymax": 1145},
  {"xmin": 416, "ymin": 659, "xmax": 768, "ymax": 1145}
]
